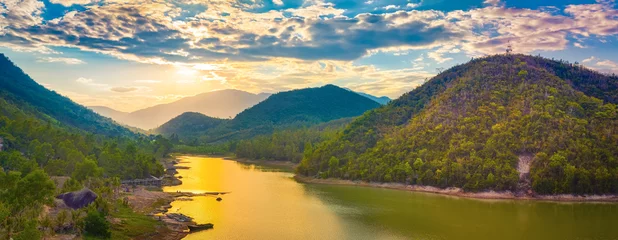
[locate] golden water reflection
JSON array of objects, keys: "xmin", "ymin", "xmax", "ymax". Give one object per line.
[{"xmin": 163, "ymin": 156, "xmax": 618, "ymax": 240}]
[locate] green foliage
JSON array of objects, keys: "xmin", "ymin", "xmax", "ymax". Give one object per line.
[
  {"xmin": 0, "ymin": 169, "xmax": 55, "ymax": 239},
  {"xmin": 235, "ymin": 118, "xmax": 350, "ymax": 162},
  {"xmin": 84, "ymin": 209, "xmax": 111, "ymax": 238},
  {"xmin": 300, "ymin": 54, "xmax": 618, "ymax": 194},
  {"xmin": 156, "ymin": 85, "xmax": 380, "ymax": 144},
  {"xmin": 0, "ymin": 54, "xmax": 134, "ymax": 137}
]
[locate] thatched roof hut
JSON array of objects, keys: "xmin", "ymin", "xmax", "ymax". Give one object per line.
[{"xmin": 56, "ymin": 188, "xmax": 98, "ymax": 209}]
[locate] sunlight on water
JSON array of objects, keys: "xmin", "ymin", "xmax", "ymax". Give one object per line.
[{"xmin": 164, "ymin": 156, "xmax": 618, "ymax": 240}]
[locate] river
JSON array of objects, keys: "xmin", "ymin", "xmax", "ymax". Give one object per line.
[{"xmin": 163, "ymin": 156, "xmax": 618, "ymax": 240}]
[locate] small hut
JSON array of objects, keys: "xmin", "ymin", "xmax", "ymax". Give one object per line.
[{"xmin": 56, "ymin": 188, "xmax": 98, "ymax": 209}]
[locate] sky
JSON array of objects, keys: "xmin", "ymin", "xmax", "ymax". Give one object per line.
[{"xmin": 1, "ymin": 0, "xmax": 617, "ymax": 112}]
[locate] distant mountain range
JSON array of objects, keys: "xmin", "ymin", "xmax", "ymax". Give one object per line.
[
  {"xmin": 347, "ymin": 89, "xmax": 391, "ymax": 105},
  {"xmin": 91, "ymin": 87, "xmax": 390, "ymax": 130},
  {"xmin": 155, "ymin": 84, "xmax": 382, "ymax": 143},
  {"xmin": 90, "ymin": 89, "xmax": 271, "ymax": 130}
]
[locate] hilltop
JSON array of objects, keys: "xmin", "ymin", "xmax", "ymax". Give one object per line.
[{"xmin": 299, "ymin": 54, "xmax": 618, "ymax": 195}]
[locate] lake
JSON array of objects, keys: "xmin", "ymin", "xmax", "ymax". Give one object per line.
[{"xmin": 163, "ymin": 156, "xmax": 618, "ymax": 240}]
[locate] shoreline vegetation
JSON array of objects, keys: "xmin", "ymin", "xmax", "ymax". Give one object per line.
[
  {"xmin": 168, "ymin": 154, "xmax": 618, "ymax": 203},
  {"xmin": 294, "ymin": 175, "xmax": 618, "ymax": 203}
]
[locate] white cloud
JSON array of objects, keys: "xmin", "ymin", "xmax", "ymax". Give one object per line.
[
  {"xmin": 76, "ymin": 77, "xmax": 108, "ymax": 87},
  {"xmin": 582, "ymin": 56, "xmax": 596, "ymax": 63},
  {"xmin": 76, "ymin": 77, "xmax": 94, "ymax": 84},
  {"xmin": 483, "ymin": 0, "xmax": 502, "ymax": 7},
  {"xmin": 37, "ymin": 57, "xmax": 85, "ymax": 65},
  {"xmin": 573, "ymin": 42, "xmax": 587, "ymax": 48},
  {"xmin": 383, "ymin": 5, "xmax": 400, "ymax": 10},
  {"xmin": 273, "ymin": 0, "xmax": 284, "ymax": 6},
  {"xmin": 49, "ymin": 0, "xmax": 97, "ymax": 6}
]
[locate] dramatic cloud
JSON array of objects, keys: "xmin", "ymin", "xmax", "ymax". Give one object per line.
[
  {"xmin": 2, "ymin": 0, "xmax": 617, "ymax": 64},
  {"xmin": 1, "ymin": 0, "xmax": 618, "ymax": 109}
]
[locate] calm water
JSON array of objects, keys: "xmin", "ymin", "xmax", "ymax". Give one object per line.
[{"xmin": 163, "ymin": 156, "xmax": 618, "ymax": 240}]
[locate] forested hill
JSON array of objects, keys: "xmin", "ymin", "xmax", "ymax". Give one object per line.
[
  {"xmin": 299, "ymin": 54, "xmax": 618, "ymax": 195},
  {"xmin": 155, "ymin": 84, "xmax": 382, "ymax": 143},
  {"xmin": 157, "ymin": 112, "xmax": 229, "ymax": 140},
  {"xmin": 231, "ymin": 84, "xmax": 381, "ymax": 129},
  {"xmin": 0, "ymin": 54, "xmax": 133, "ymax": 137}
]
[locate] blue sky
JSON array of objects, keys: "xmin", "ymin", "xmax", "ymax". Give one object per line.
[{"xmin": 1, "ymin": 0, "xmax": 617, "ymax": 111}]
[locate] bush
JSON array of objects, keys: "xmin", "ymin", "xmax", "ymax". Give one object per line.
[{"xmin": 84, "ymin": 210, "xmax": 111, "ymax": 238}]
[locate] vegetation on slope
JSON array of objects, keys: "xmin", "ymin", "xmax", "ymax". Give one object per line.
[
  {"xmin": 0, "ymin": 56, "xmax": 173, "ymax": 239},
  {"xmin": 156, "ymin": 84, "xmax": 381, "ymax": 143},
  {"xmin": 0, "ymin": 54, "xmax": 134, "ymax": 137},
  {"xmin": 235, "ymin": 118, "xmax": 353, "ymax": 162},
  {"xmin": 299, "ymin": 54, "xmax": 618, "ymax": 195},
  {"xmin": 157, "ymin": 112, "xmax": 229, "ymax": 142}
]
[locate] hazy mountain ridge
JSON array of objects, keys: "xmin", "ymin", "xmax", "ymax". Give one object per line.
[
  {"xmin": 156, "ymin": 84, "xmax": 382, "ymax": 143},
  {"xmin": 299, "ymin": 54, "xmax": 618, "ymax": 195},
  {"xmin": 91, "ymin": 89, "xmax": 270, "ymax": 130},
  {"xmin": 345, "ymin": 88, "xmax": 391, "ymax": 105}
]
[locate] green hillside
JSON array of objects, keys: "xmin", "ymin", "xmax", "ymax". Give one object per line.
[
  {"xmin": 0, "ymin": 54, "xmax": 133, "ymax": 137},
  {"xmin": 299, "ymin": 54, "xmax": 618, "ymax": 195},
  {"xmin": 156, "ymin": 84, "xmax": 381, "ymax": 143}
]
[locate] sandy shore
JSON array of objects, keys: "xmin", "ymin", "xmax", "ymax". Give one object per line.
[{"xmin": 294, "ymin": 176, "xmax": 618, "ymax": 203}]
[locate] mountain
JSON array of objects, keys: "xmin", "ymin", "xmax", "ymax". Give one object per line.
[
  {"xmin": 94, "ymin": 89, "xmax": 269, "ymax": 130},
  {"xmin": 357, "ymin": 92, "xmax": 391, "ymax": 105},
  {"xmin": 156, "ymin": 84, "xmax": 382, "ymax": 142},
  {"xmin": 0, "ymin": 54, "xmax": 133, "ymax": 137},
  {"xmin": 232, "ymin": 84, "xmax": 382, "ymax": 128},
  {"xmin": 299, "ymin": 54, "xmax": 618, "ymax": 195},
  {"xmin": 346, "ymin": 89, "xmax": 391, "ymax": 105},
  {"xmin": 89, "ymin": 106, "xmax": 129, "ymax": 121},
  {"xmin": 156, "ymin": 112, "xmax": 229, "ymax": 140}
]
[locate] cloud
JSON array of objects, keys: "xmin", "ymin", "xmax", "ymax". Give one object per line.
[
  {"xmin": 37, "ymin": 57, "xmax": 85, "ymax": 65},
  {"xmin": 76, "ymin": 77, "xmax": 108, "ymax": 87},
  {"xmin": 76, "ymin": 77, "xmax": 94, "ymax": 84},
  {"xmin": 110, "ymin": 86, "xmax": 138, "ymax": 93},
  {"xmin": 597, "ymin": 60, "xmax": 618, "ymax": 68},
  {"xmin": 582, "ymin": 56, "xmax": 596, "ymax": 63},
  {"xmin": 483, "ymin": 0, "xmax": 502, "ymax": 7},
  {"xmin": 49, "ymin": 0, "xmax": 97, "ymax": 6},
  {"xmin": 2, "ymin": 0, "xmax": 618, "ymax": 104},
  {"xmin": 1, "ymin": 0, "xmax": 617, "ymax": 65}
]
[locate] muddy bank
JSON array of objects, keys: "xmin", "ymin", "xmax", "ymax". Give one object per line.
[{"xmin": 294, "ymin": 176, "xmax": 618, "ymax": 203}]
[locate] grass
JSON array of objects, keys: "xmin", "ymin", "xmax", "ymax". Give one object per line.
[{"xmin": 107, "ymin": 203, "xmax": 163, "ymax": 239}]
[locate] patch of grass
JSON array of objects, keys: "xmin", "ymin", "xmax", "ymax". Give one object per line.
[{"xmin": 109, "ymin": 203, "xmax": 163, "ymax": 239}]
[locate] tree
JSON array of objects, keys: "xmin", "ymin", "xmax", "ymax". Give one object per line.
[
  {"xmin": 83, "ymin": 209, "xmax": 111, "ymax": 238},
  {"xmin": 72, "ymin": 158, "xmax": 103, "ymax": 182}
]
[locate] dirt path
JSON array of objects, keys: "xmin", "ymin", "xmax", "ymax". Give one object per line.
[{"xmin": 516, "ymin": 154, "xmax": 533, "ymax": 196}]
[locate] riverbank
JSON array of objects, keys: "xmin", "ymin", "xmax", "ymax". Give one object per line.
[
  {"xmin": 294, "ymin": 176, "xmax": 618, "ymax": 203},
  {"xmin": 227, "ymin": 157, "xmax": 298, "ymax": 171}
]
